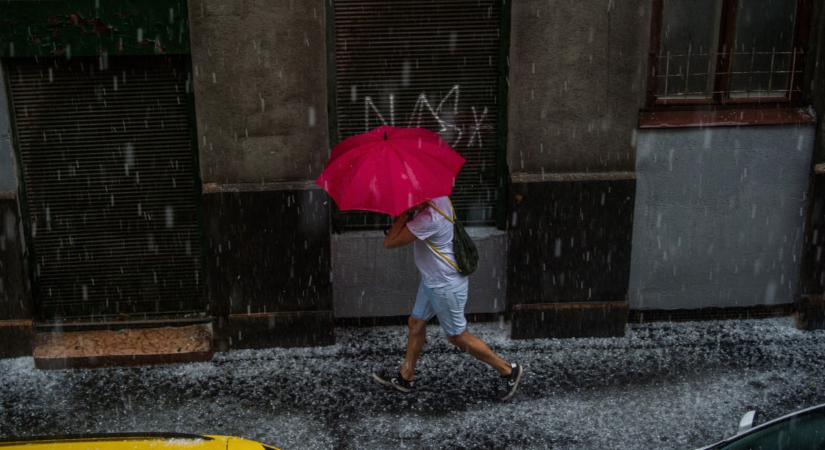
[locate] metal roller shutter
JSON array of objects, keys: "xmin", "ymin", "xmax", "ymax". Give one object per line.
[
  {"xmin": 6, "ymin": 56, "xmax": 205, "ymax": 323},
  {"xmin": 332, "ymin": 0, "xmax": 504, "ymax": 228}
]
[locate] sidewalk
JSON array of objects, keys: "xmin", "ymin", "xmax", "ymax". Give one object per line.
[{"xmin": 1, "ymin": 317, "xmax": 824, "ymax": 449}]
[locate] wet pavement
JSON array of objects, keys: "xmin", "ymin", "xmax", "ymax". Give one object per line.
[{"xmin": 1, "ymin": 317, "xmax": 824, "ymax": 449}]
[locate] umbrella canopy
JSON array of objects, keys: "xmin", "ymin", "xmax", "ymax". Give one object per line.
[{"xmin": 316, "ymin": 125, "xmax": 465, "ymax": 217}]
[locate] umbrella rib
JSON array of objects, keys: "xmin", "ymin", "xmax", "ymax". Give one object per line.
[
  {"xmin": 343, "ymin": 141, "xmax": 398, "ymax": 215},
  {"xmin": 320, "ymin": 148, "xmax": 367, "ymax": 210},
  {"xmin": 385, "ymin": 140, "xmax": 403, "ymax": 216},
  {"xmin": 342, "ymin": 150, "xmax": 382, "ymax": 212}
]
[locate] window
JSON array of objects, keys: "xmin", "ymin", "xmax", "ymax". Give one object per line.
[
  {"xmin": 330, "ymin": 0, "xmax": 507, "ymax": 230},
  {"xmin": 648, "ymin": 0, "xmax": 812, "ymax": 106}
]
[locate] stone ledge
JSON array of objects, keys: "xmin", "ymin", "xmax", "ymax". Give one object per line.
[
  {"xmin": 511, "ymin": 301, "xmax": 628, "ymax": 339},
  {"xmin": 0, "ymin": 320, "xmax": 34, "ymax": 358},
  {"xmin": 33, "ymin": 324, "xmax": 214, "ymax": 369},
  {"xmin": 797, "ymin": 295, "xmax": 825, "ymax": 330},
  {"xmin": 629, "ymin": 304, "xmax": 793, "ymax": 323},
  {"xmin": 213, "ymin": 310, "xmax": 335, "ymax": 351}
]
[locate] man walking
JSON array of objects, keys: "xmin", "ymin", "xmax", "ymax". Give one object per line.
[{"xmin": 372, "ymin": 196, "xmax": 523, "ymax": 401}]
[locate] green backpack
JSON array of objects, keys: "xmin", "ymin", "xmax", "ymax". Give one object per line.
[{"xmin": 425, "ymin": 199, "xmax": 479, "ymax": 275}]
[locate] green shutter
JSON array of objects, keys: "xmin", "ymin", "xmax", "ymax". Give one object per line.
[
  {"xmin": 6, "ymin": 56, "xmax": 204, "ymax": 322},
  {"xmin": 331, "ymin": 0, "xmax": 504, "ymax": 228}
]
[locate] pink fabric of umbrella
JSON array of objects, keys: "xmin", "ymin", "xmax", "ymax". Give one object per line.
[{"xmin": 316, "ymin": 125, "xmax": 465, "ymax": 217}]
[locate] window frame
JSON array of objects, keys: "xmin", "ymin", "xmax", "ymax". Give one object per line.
[{"xmin": 645, "ymin": 0, "xmax": 813, "ymax": 109}]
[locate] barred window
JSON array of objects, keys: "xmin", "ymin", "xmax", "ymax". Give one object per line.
[{"xmin": 649, "ymin": 0, "xmax": 810, "ymax": 105}]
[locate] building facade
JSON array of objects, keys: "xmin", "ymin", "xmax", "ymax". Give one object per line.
[{"xmin": 1, "ymin": 0, "xmax": 823, "ymax": 363}]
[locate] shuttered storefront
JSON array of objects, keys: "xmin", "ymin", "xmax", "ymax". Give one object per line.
[
  {"xmin": 332, "ymin": 0, "xmax": 505, "ymax": 227},
  {"xmin": 6, "ymin": 56, "xmax": 204, "ymax": 323}
]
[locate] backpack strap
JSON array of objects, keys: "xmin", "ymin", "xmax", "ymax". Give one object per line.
[
  {"xmin": 425, "ymin": 240, "xmax": 462, "ymax": 273},
  {"xmin": 426, "ymin": 198, "xmax": 456, "ymax": 223},
  {"xmin": 423, "ymin": 198, "xmax": 461, "ymax": 273}
]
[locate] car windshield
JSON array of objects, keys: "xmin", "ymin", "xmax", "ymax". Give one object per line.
[{"xmin": 713, "ymin": 408, "xmax": 825, "ymax": 450}]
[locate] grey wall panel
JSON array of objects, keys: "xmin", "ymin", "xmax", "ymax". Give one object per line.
[
  {"xmin": 188, "ymin": 0, "xmax": 328, "ymax": 184},
  {"xmin": 0, "ymin": 67, "xmax": 16, "ymax": 193},
  {"xmin": 333, "ymin": 228, "xmax": 507, "ymax": 318},
  {"xmin": 507, "ymin": 1, "xmax": 649, "ymax": 174},
  {"xmin": 630, "ymin": 126, "xmax": 815, "ymax": 310}
]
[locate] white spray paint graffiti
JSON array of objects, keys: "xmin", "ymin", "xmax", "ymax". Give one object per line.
[
  {"xmin": 362, "ymin": 85, "xmax": 492, "ymax": 148},
  {"xmin": 468, "ymin": 106, "xmax": 489, "ymax": 148}
]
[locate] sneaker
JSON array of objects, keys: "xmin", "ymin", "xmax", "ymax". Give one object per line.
[
  {"xmin": 372, "ymin": 369, "xmax": 414, "ymax": 393},
  {"xmin": 497, "ymin": 363, "xmax": 523, "ymax": 401}
]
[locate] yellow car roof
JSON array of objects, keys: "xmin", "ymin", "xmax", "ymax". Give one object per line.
[{"xmin": 0, "ymin": 434, "xmax": 278, "ymax": 450}]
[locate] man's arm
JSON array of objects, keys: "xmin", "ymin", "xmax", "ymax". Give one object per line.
[{"xmin": 384, "ymin": 212, "xmax": 417, "ymax": 249}]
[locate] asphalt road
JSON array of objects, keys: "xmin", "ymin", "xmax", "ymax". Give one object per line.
[{"xmin": 1, "ymin": 317, "xmax": 824, "ymax": 449}]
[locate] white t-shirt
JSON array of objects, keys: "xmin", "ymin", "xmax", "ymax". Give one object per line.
[{"xmin": 405, "ymin": 196, "xmax": 469, "ymax": 289}]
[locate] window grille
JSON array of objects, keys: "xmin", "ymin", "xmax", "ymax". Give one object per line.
[{"xmin": 650, "ymin": 0, "xmax": 809, "ymax": 104}]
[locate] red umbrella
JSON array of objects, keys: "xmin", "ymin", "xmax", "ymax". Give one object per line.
[{"xmin": 316, "ymin": 125, "xmax": 465, "ymax": 217}]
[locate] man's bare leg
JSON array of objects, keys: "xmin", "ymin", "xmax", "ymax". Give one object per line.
[
  {"xmin": 447, "ymin": 331, "xmax": 512, "ymax": 376},
  {"xmin": 400, "ymin": 316, "xmax": 427, "ymax": 381}
]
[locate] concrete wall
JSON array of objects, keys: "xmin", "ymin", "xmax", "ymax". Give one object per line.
[
  {"xmin": 0, "ymin": 66, "xmax": 27, "ymax": 320},
  {"xmin": 507, "ymin": 1, "xmax": 649, "ymax": 174},
  {"xmin": 806, "ymin": 0, "xmax": 825, "ymax": 164},
  {"xmin": 0, "ymin": 64, "xmax": 33, "ymax": 356},
  {"xmin": 332, "ymin": 228, "xmax": 507, "ymax": 318},
  {"xmin": 189, "ymin": 0, "xmax": 334, "ymax": 347},
  {"xmin": 797, "ymin": 1, "xmax": 825, "ymax": 329},
  {"xmin": 188, "ymin": 0, "xmax": 328, "ymax": 183},
  {"xmin": 630, "ymin": 126, "xmax": 815, "ymax": 310},
  {"xmin": 0, "ymin": 68, "xmax": 15, "ymax": 193},
  {"xmin": 505, "ymin": 1, "xmax": 647, "ymax": 338}
]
